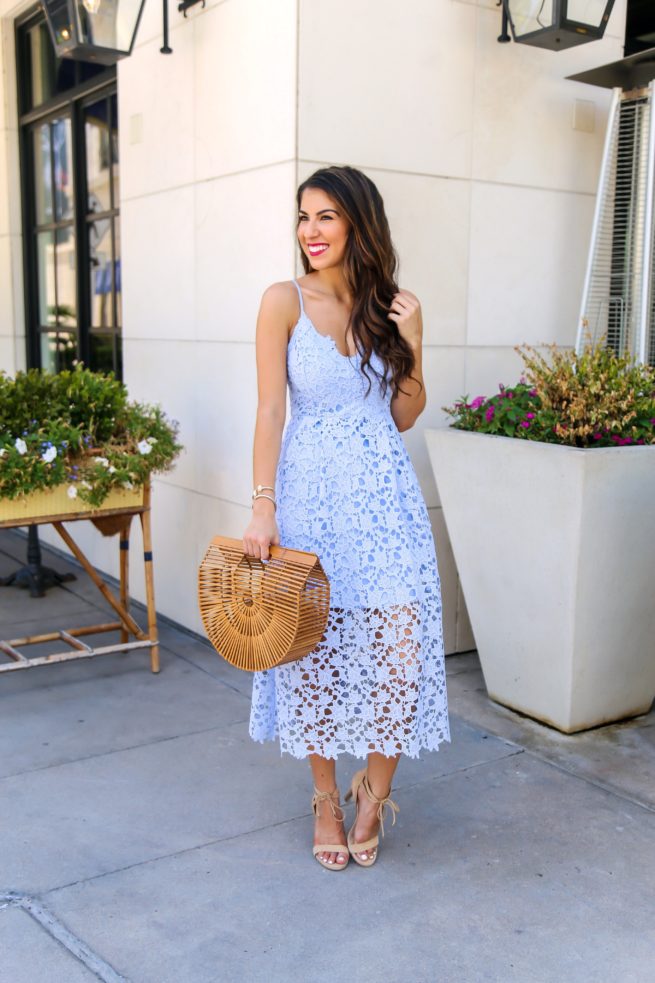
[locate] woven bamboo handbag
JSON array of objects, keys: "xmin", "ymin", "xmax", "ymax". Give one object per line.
[{"xmin": 198, "ymin": 535, "xmax": 330, "ymax": 672}]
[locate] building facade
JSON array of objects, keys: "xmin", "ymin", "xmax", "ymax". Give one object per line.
[{"xmin": 0, "ymin": 0, "xmax": 627, "ymax": 650}]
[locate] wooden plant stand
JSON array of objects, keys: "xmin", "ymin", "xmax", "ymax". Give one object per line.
[{"xmin": 0, "ymin": 483, "xmax": 159, "ymax": 674}]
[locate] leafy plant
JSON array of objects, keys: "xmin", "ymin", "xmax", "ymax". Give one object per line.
[
  {"xmin": 444, "ymin": 342, "xmax": 655, "ymax": 448},
  {"xmin": 0, "ymin": 367, "xmax": 182, "ymax": 506}
]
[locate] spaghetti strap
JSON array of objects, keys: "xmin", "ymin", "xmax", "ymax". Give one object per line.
[{"xmin": 291, "ymin": 278, "xmax": 305, "ymax": 317}]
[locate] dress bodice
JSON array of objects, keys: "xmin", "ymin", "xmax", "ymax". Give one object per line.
[{"xmin": 286, "ymin": 279, "xmax": 393, "ymax": 424}]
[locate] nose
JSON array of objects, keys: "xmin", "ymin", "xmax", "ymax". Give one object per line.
[{"xmin": 303, "ymin": 219, "xmax": 321, "ymax": 239}]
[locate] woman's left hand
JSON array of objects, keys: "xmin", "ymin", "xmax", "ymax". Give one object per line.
[{"xmin": 387, "ymin": 289, "xmax": 423, "ymax": 350}]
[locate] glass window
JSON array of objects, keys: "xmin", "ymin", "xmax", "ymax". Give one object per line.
[
  {"xmin": 52, "ymin": 117, "xmax": 74, "ymax": 221},
  {"xmin": 18, "ymin": 12, "xmax": 120, "ymax": 377},
  {"xmin": 90, "ymin": 331, "xmax": 116, "ymax": 374},
  {"xmin": 36, "ymin": 231, "xmax": 55, "ymax": 326},
  {"xmin": 114, "ymin": 219, "xmax": 122, "ymax": 327},
  {"xmin": 110, "ymin": 93, "xmax": 119, "ymax": 207},
  {"xmin": 40, "ymin": 330, "xmax": 57, "ymax": 373},
  {"xmin": 89, "ymin": 220, "xmax": 113, "ymax": 328},
  {"xmin": 85, "ymin": 98, "xmax": 112, "ymax": 213},
  {"xmin": 25, "ymin": 21, "xmax": 76, "ymax": 110},
  {"xmin": 33, "ymin": 124, "xmax": 53, "ymax": 224},
  {"xmin": 57, "ymin": 330, "xmax": 78, "ymax": 371},
  {"xmin": 56, "ymin": 227, "xmax": 77, "ymax": 326}
]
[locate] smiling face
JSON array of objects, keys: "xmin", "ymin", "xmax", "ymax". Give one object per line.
[{"xmin": 297, "ymin": 187, "xmax": 350, "ymax": 270}]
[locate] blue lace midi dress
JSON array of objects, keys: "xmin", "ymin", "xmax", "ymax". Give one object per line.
[{"xmin": 249, "ymin": 279, "xmax": 450, "ymax": 760}]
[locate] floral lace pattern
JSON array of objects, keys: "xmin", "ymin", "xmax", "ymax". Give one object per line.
[{"xmin": 249, "ymin": 280, "xmax": 450, "ymax": 759}]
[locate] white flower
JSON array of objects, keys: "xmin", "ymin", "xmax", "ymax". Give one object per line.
[
  {"xmin": 42, "ymin": 446, "xmax": 57, "ymax": 464},
  {"xmin": 137, "ymin": 439, "xmax": 153, "ymax": 455},
  {"xmin": 15, "ymin": 438, "xmax": 27, "ymax": 455},
  {"xmin": 108, "ymin": 465, "xmax": 116, "ymax": 474},
  {"xmin": 67, "ymin": 485, "xmax": 78, "ymax": 499},
  {"xmin": 94, "ymin": 456, "xmax": 109, "ymax": 467},
  {"xmin": 124, "ymin": 481, "xmax": 134, "ymax": 490},
  {"xmin": 81, "ymin": 480, "xmax": 92, "ymax": 490},
  {"xmin": 0, "ymin": 448, "xmax": 6, "ymax": 457},
  {"xmin": 147, "ymin": 437, "xmax": 157, "ymax": 444}
]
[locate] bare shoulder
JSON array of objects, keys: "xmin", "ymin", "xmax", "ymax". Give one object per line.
[
  {"xmin": 396, "ymin": 287, "xmax": 420, "ymax": 305},
  {"xmin": 257, "ymin": 281, "xmax": 300, "ymax": 343},
  {"xmin": 260, "ymin": 280, "xmax": 299, "ymax": 316}
]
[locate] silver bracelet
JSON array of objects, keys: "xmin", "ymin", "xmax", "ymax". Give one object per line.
[
  {"xmin": 252, "ymin": 493, "xmax": 276, "ymax": 511},
  {"xmin": 252, "ymin": 484, "xmax": 275, "ymax": 501}
]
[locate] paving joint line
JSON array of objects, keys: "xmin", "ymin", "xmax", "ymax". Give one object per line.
[
  {"xmin": 518, "ymin": 745, "xmax": 655, "ymax": 815},
  {"xmin": 170, "ymin": 648, "xmax": 250, "ymax": 695},
  {"xmin": 451, "ymin": 710, "xmax": 655, "ymax": 814},
  {"xmin": 0, "ymin": 716, "xmax": 252, "ymax": 781},
  {"xmin": 42, "ymin": 811, "xmax": 316, "ymax": 896},
  {"xmin": 35, "ymin": 751, "xmax": 527, "ymax": 897},
  {"xmin": 0, "ymin": 892, "xmax": 129, "ymax": 982}
]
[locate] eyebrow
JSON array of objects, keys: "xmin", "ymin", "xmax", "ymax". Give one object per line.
[{"xmin": 298, "ymin": 208, "xmax": 339, "ymax": 216}]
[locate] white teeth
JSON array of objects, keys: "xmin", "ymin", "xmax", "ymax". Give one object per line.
[{"xmin": 309, "ymin": 245, "xmax": 328, "ymax": 253}]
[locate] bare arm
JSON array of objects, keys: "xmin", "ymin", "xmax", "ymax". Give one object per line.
[
  {"xmin": 242, "ymin": 282, "xmax": 293, "ymax": 561},
  {"xmin": 389, "ymin": 289, "xmax": 427, "ymax": 433}
]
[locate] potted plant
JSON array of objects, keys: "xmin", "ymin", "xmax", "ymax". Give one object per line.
[
  {"xmin": 424, "ymin": 343, "xmax": 655, "ymax": 733},
  {"xmin": 0, "ymin": 367, "xmax": 182, "ymax": 524}
]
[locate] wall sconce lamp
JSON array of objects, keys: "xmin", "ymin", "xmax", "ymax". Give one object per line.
[
  {"xmin": 497, "ymin": 0, "xmax": 616, "ymax": 51},
  {"xmin": 42, "ymin": 0, "xmax": 205, "ymax": 62},
  {"xmin": 42, "ymin": 0, "xmax": 148, "ymax": 64}
]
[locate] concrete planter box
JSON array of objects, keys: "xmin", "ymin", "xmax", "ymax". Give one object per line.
[{"xmin": 424, "ymin": 427, "xmax": 655, "ymax": 733}]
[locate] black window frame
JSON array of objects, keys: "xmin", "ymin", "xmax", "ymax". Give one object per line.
[{"xmin": 16, "ymin": 6, "xmax": 121, "ymax": 377}]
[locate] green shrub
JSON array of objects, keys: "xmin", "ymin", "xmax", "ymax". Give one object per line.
[
  {"xmin": 444, "ymin": 343, "xmax": 655, "ymax": 448},
  {"xmin": 0, "ymin": 367, "xmax": 182, "ymax": 506}
]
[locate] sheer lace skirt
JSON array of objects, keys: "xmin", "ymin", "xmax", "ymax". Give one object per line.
[{"xmin": 250, "ymin": 594, "xmax": 449, "ymax": 759}]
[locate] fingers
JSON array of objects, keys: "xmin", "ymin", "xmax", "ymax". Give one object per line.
[
  {"xmin": 242, "ymin": 537, "xmax": 268, "ymax": 561},
  {"xmin": 242, "ymin": 530, "xmax": 279, "ymax": 562}
]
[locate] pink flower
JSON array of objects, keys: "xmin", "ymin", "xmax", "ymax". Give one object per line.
[
  {"xmin": 526, "ymin": 413, "xmax": 535, "ymax": 420},
  {"xmin": 470, "ymin": 396, "xmax": 486, "ymax": 410},
  {"xmin": 593, "ymin": 433, "xmax": 602, "ymax": 441},
  {"xmin": 485, "ymin": 406, "xmax": 495, "ymax": 422},
  {"xmin": 520, "ymin": 421, "xmax": 530, "ymax": 428}
]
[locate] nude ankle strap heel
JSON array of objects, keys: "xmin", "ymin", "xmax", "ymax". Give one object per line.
[
  {"xmin": 311, "ymin": 787, "xmax": 349, "ymax": 871},
  {"xmin": 344, "ymin": 769, "xmax": 399, "ymax": 867}
]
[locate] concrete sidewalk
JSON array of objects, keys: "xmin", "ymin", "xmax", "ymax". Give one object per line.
[{"xmin": 1, "ymin": 528, "xmax": 654, "ymax": 983}]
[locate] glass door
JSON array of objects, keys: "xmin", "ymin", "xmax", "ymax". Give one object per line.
[
  {"xmin": 17, "ymin": 7, "xmax": 120, "ymax": 377},
  {"xmin": 84, "ymin": 91, "xmax": 122, "ymax": 375},
  {"xmin": 31, "ymin": 111, "xmax": 78, "ymax": 372}
]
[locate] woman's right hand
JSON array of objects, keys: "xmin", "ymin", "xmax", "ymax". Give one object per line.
[{"xmin": 242, "ymin": 500, "xmax": 280, "ymax": 562}]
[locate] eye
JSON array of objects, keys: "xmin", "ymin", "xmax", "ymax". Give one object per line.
[{"xmin": 321, "ymin": 215, "xmax": 333, "ymax": 220}]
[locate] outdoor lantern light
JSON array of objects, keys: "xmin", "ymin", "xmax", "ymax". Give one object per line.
[
  {"xmin": 500, "ymin": 0, "xmax": 616, "ymax": 51},
  {"xmin": 42, "ymin": 0, "xmax": 148, "ymax": 64}
]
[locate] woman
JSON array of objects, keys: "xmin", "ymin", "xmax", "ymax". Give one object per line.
[{"xmin": 243, "ymin": 165, "xmax": 450, "ymax": 871}]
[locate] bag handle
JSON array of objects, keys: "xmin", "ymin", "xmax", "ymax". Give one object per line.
[{"xmin": 210, "ymin": 535, "xmax": 320, "ymax": 570}]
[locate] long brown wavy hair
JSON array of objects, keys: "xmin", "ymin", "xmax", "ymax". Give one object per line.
[{"xmin": 296, "ymin": 165, "xmax": 420, "ymax": 399}]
